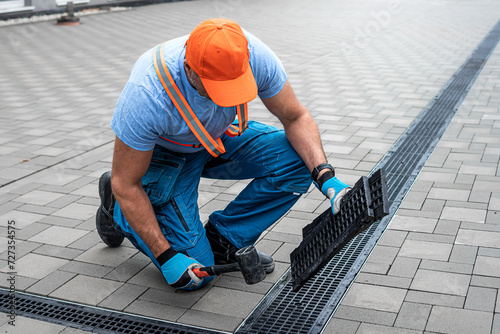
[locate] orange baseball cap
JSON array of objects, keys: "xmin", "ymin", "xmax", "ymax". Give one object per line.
[{"xmin": 185, "ymin": 18, "xmax": 257, "ymax": 107}]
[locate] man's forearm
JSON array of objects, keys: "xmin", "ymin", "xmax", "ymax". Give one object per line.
[
  {"xmin": 112, "ymin": 182, "xmax": 171, "ymax": 258},
  {"xmin": 283, "ymin": 111, "xmax": 328, "ymax": 175}
]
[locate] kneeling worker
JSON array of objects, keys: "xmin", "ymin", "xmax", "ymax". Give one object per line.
[{"xmin": 96, "ymin": 18, "xmax": 351, "ymax": 290}]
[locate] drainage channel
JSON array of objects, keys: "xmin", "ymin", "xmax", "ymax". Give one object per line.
[
  {"xmin": 235, "ymin": 19, "xmax": 500, "ymax": 334},
  {"xmin": 0, "ymin": 288, "xmax": 226, "ymax": 334},
  {"xmin": 0, "ymin": 19, "xmax": 499, "ymax": 334}
]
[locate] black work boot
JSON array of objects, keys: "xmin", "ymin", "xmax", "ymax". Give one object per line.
[
  {"xmin": 96, "ymin": 171, "xmax": 124, "ymax": 248},
  {"xmin": 205, "ymin": 221, "xmax": 275, "ymax": 274}
]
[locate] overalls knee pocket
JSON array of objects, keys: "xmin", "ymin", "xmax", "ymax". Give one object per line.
[
  {"xmin": 156, "ymin": 194, "xmax": 201, "ymax": 252},
  {"xmin": 142, "ymin": 146, "xmax": 202, "ymax": 252},
  {"xmin": 141, "ymin": 146, "xmax": 185, "ymax": 208}
]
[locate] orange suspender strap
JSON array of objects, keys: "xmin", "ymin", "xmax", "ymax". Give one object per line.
[
  {"xmin": 225, "ymin": 103, "xmax": 248, "ymax": 137},
  {"xmin": 153, "ymin": 43, "xmax": 248, "ymax": 157}
]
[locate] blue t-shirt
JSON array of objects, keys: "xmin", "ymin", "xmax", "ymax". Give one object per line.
[{"xmin": 111, "ymin": 31, "xmax": 287, "ymax": 153}]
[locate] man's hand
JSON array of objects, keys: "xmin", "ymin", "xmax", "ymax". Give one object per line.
[
  {"xmin": 321, "ymin": 177, "xmax": 351, "ymax": 214},
  {"xmin": 157, "ymin": 248, "xmax": 205, "ymax": 291}
]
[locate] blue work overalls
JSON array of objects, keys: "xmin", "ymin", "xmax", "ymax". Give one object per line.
[{"xmin": 113, "ymin": 120, "xmax": 312, "ymax": 269}]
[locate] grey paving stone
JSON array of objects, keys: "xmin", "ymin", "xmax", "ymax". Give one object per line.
[
  {"xmin": 464, "ymin": 286, "xmax": 497, "ymax": 312},
  {"xmin": 0, "ymin": 210, "xmax": 44, "ymax": 229},
  {"xmin": 493, "ymin": 314, "xmax": 500, "ymax": 334},
  {"xmin": 486, "ymin": 210, "xmax": 500, "ymax": 224},
  {"xmin": 17, "ymin": 222, "xmax": 51, "ymax": 241},
  {"xmin": 292, "ymin": 197, "xmax": 322, "ymax": 213},
  {"xmin": 469, "ymin": 190, "xmax": 491, "ymax": 204},
  {"xmin": 16, "ymin": 203, "xmax": 58, "ymax": 216},
  {"xmin": 191, "ymin": 286, "xmax": 262, "ymax": 318},
  {"xmin": 76, "ymin": 216, "xmax": 100, "ymax": 231},
  {"xmin": 388, "ymin": 256, "xmax": 420, "ymax": 278},
  {"xmin": 138, "ymin": 286, "xmax": 210, "ymax": 309},
  {"xmin": 50, "ymin": 275, "xmax": 122, "ymax": 305},
  {"xmin": 388, "ymin": 215, "xmax": 437, "ymax": 233},
  {"xmin": 0, "ymin": 316, "xmax": 67, "ymax": 334},
  {"xmin": 433, "ymin": 219, "xmax": 460, "ymax": 236},
  {"xmin": 124, "ymin": 299, "xmax": 186, "ymax": 322},
  {"xmin": 419, "ymin": 260, "xmax": 473, "ymax": 275},
  {"xmin": 37, "ymin": 215, "xmax": 83, "ymax": 228},
  {"xmin": 322, "ymin": 318, "xmax": 360, "ymax": 334},
  {"xmin": 68, "ymin": 230, "xmax": 102, "ymax": 250},
  {"xmin": 456, "ymin": 229, "xmax": 500, "ymax": 248},
  {"xmin": 471, "ymin": 274, "xmax": 500, "ymax": 290},
  {"xmin": 44, "ymin": 194, "xmax": 81, "ymax": 209},
  {"xmin": 341, "ymin": 283, "xmax": 406, "ymax": 313},
  {"xmin": 411, "ymin": 269, "xmax": 470, "ymax": 296},
  {"xmin": 0, "ymin": 201, "xmax": 23, "ymax": 216},
  {"xmin": 399, "ymin": 191, "xmax": 428, "ymax": 210},
  {"xmin": 272, "ymin": 242, "xmax": 298, "ymax": 263},
  {"xmin": 74, "ymin": 243, "xmax": 137, "ymax": 267},
  {"xmin": 355, "ymin": 272, "xmax": 412, "ymax": 289},
  {"xmin": 399, "ymin": 239, "xmax": 452, "ymax": 261},
  {"xmin": 460, "ymin": 222, "xmax": 500, "ymax": 233},
  {"xmin": 407, "ymin": 232, "xmax": 455, "ymax": 245},
  {"xmin": 59, "ymin": 260, "xmax": 114, "ymax": 278},
  {"xmin": 14, "ymin": 275, "xmax": 38, "ymax": 291},
  {"xmin": 426, "ymin": 306, "xmax": 493, "ymax": 334},
  {"xmin": 271, "ymin": 216, "xmax": 311, "ymax": 236},
  {"xmin": 128, "ymin": 263, "xmax": 170, "ymax": 290},
  {"xmin": 214, "ymin": 274, "xmax": 273, "ymax": 294},
  {"xmin": 333, "ymin": 305, "xmax": 397, "ymax": 327},
  {"xmin": 5, "ymin": 253, "xmax": 68, "ymax": 280},
  {"xmin": 177, "ymin": 309, "xmax": 242, "ymax": 333},
  {"xmin": 357, "ymin": 323, "xmax": 422, "ymax": 334},
  {"xmin": 262, "ymin": 261, "xmax": 289, "ymax": 284},
  {"xmin": 51, "ymin": 203, "xmax": 96, "ymax": 221},
  {"xmin": 28, "ymin": 226, "xmax": 89, "ymax": 247},
  {"xmin": 428, "ymin": 187, "xmax": 470, "ymax": 202},
  {"xmin": 26, "ymin": 270, "xmax": 76, "ymax": 295},
  {"xmin": 263, "ymin": 230, "xmax": 303, "ymax": 244},
  {"xmin": 377, "ymin": 230, "xmax": 408, "ymax": 248},
  {"xmin": 33, "ymin": 244, "xmax": 83, "ymax": 260},
  {"xmin": 405, "ymin": 290, "xmax": 465, "ymax": 308},
  {"xmin": 59, "ymin": 327, "xmax": 92, "ymax": 334},
  {"xmin": 478, "ymin": 247, "xmax": 500, "ymax": 258},
  {"xmin": 98, "ymin": 283, "xmax": 148, "ymax": 311},
  {"xmin": 473, "ymin": 256, "xmax": 500, "ymax": 277},
  {"xmin": 104, "ymin": 256, "xmax": 149, "ymax": 282},
  {"xmin": 362, "ymin": 262, "xmax": 390, "ymax": 275},
  {"xmin": 395, "ymin": 302, "xmax": 431, "ymax": 331},
  {"xmin": 366, "ymin": 245, "xmax": 399, "ymax": 265},
  {"xmin": 12, "ymin": 190, "xmax": 65, "ymax": 206}
]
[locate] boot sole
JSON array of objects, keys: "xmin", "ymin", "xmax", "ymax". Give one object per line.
[{"xmin": 96, "ymin": 206, "xmax": 124, "ymax": 248}]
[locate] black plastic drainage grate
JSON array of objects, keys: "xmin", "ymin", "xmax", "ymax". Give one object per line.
[
  {"xmin": 0, "ymin": 289, "xmax": 226, "ymax": 334},
  {"xmin": 236, "ymin": 19, "xmax": 500, "ymax": 334}
]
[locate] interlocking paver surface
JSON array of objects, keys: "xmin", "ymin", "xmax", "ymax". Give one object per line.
[{"xmin": 1, "ymin": 0, "xmax": 500, "ymax": 333}]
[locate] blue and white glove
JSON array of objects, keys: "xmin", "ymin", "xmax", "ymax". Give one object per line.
[
  {"xmin": 313, "ymin": 165, "xmax": 351, "ymax": 214},
  {"xmin": 321, "ymin": 177, "xmax": 351, "ymax": 214},
  {"xmin": 156, "ymin": 248, "xmax": 204, "ymax": 291}
]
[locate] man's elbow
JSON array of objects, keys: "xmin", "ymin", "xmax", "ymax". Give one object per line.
[{"xmin": 110, "ymin": 173, "xmax": 140, "ymax": 201}]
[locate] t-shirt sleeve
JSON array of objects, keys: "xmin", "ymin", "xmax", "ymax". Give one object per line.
[
  {"xmin": 111, "ymin": 82, "xmax": 161, "ymax": 151},
  {"xmin": 247, "ymin": 32, "xmax": 287, "ymax": 99}
]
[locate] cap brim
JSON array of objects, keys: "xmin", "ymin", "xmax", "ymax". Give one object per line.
[{"xmin": 200, "ymin": 66, "xmax": 258, "ymax": 107}]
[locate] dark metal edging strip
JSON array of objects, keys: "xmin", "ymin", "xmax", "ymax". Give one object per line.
[{"xmin": 236, "ymin": 19, "xmax": 500, "ymax": 334}]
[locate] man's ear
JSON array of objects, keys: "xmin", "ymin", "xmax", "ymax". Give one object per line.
[{"xmin": 184, "ymin": 59, "xmax": 192, "ymax": 73}]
